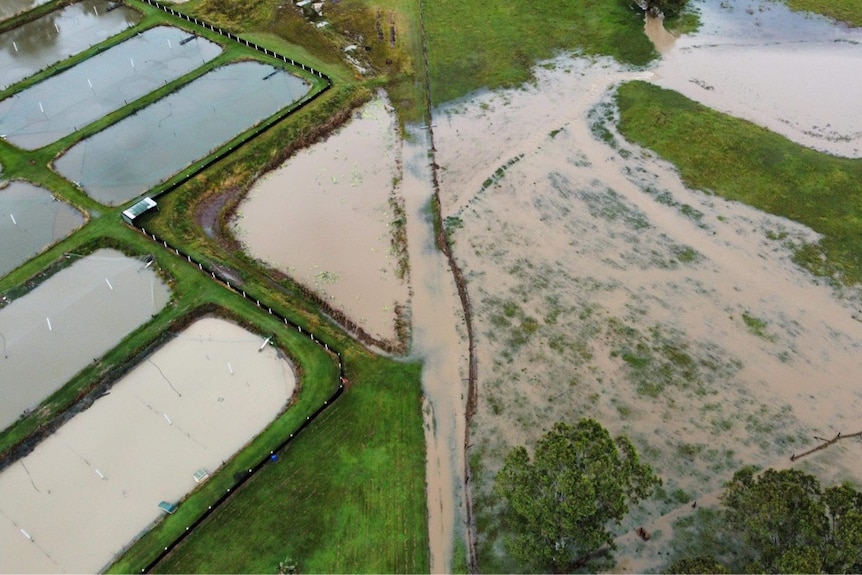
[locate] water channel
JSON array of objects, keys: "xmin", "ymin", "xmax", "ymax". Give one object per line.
[
  {"xmin": 0, "ymin": 0, "xmax": 140, "ymax": 90},
  {"xmin": 0, "ymin": 248, "xmax": 171, "ymax": 432},
  {"xmin": 0, "ymin": 180, "xmax": 85, "ymax": 277},
  {"xmin": 0, "ymin": 26, "xmax": 222, "ymax": 150},
  {"xmin": 54, "ymin": 61, "xmax": 312, "ymax": 206}
]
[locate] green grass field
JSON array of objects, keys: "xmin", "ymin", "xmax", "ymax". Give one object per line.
[
  {"xmin": 423, "ymin": 0, "xmax": 657, "ymax": 105},
  {"xmin": 615, "ymin": 80, "xmax": 862, "ymax": 286},
  {"xmin": 781, "ymin": 0, "xmax": 862, "ymax": 26},
  {"xmin": 149, "ymin": 355, "xmax": 428, "ymax": 574}
]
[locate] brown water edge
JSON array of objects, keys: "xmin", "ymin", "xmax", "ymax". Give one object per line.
[
  {"xmin": 434, "ymin": 50, "xmax": 862, "ymax": 572},
  {"xmin": 402, "ymin": 123, "xmax": 470, "ymax": 573},
  {"xmin": 227, "ymin": 96, "xmax": 410, "ymax": 351},
  {"xmin": 644, "ymin": 14, "xmax": 677, "ymax": 55},
  {"xmin": 651, "ymin": 0, "xmax": 862, "ymax": 158},
  {"xmin": 0, "ymin": 316, "xmax": 295, "ymax": 574}
]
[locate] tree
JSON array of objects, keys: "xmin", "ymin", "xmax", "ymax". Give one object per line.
[
  {"xmin": 642, "ymin": 0, "xmax": 689, "ymax": 18},
  {"xmin": 667, "ymin": 556, "xmax": 729, "ymax": 574},
  {"xmin": 720, "ymin": 466, "xmax": 862, "ymax": 573},
  {"xmin": 495, "ymin": 419, "xmax": 660, "ymax": 572}
]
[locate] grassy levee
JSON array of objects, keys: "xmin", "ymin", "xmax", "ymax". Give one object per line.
[
  {"xmin": 2, "ymin": 0, "xmax": 430, "ymax": 573},
  {"xmin": 615, "ymin": 80, "xmax": 862, "ymax": 286},
  {"xmin": 423, "ymin": 0, "xmax": 657, "ymax": 106},
  {"xmin": 780, "ymin": 0, "xmax": 862, "ymax": 27},
  {"xmin": 149, "ymin": 354, "xmax": 428, "ymax": 574}
]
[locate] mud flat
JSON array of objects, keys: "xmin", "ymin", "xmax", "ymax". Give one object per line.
[
  {"xmin": 433, "ymin": 45, "xmax": 862, "ymax": 572},
  {"xmin": 0, "ymin": 316, "xmax": 296, "ymax": 573},
  {"xmin": 0, "ymin": 248, "xmax": 170, "ymax": 431},
  {"xmin": 233, "ymin": 96, "xmax": 409, "ymax": 344},
  {"xmin": 0, "ymin": 181, "xmax": 84, "ymax": 277}
]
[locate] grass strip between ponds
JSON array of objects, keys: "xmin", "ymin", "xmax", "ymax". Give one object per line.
[
  {"xmin": 1, "ymin": 2, "xmax": 428, "ymax": 572},
  {"xmin": 615, "ymin": 80, "xmax": 862, "ymax": 286}
]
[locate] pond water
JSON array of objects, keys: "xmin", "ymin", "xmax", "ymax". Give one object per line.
[
  {"xmin": 0, "ymin": 26, "xmax": 222, "ymax": 150},
  {"xmin": 233, "ymin": 97, "xmax": 409, "ymax": 343},
  {"xmin": 0, "ymin": 0, "xmax": 141, "ymax": 90},
  {"xmin": 0, "ymin": 0, "xmax": 50, "ymax": 22},
  {"xmin": 54, "ymin": 61, "xmax": 312, "ymax": 206},
  {"xmin": 0, "ymin": 316, "xmax": 295, "ymax": 574},
  {"xmin": 0, "ymin": 180, "xmax": 85, "ymax": 277},
  {"xmin": 651, "ymin": 0, "xmax": 862, "ymax": 157},
  {"xmin": 0, "ymin": 248, "xmax": 171, "ymax": 432}
]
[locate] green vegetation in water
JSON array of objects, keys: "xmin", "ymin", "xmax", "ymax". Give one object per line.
[
  {"xmin": 616, "ymin": 81, "xmax": 862, "ymax": 286},
  {"xmin": 423, "ymin": 0, "xmax": 657, "ymax": 105},
  {"xmin": 779, "ymin": 0, "xmax": 862, "ymax": 27}
]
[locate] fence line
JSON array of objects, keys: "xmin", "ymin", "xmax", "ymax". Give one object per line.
[{"xmin": 135, "ymin": 222, "xmax": 347, "ymax": 573}]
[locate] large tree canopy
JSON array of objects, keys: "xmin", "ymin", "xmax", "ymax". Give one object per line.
[
  {"xmin": 495, "ymin": 419, "xmax": 660, "ymax": 572},
  {"xmin": 720, "ymin": 466, "xmax": 862, "ymax": 573}
]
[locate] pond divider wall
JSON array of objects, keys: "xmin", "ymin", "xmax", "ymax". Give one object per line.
[
  {"xmin": 103, "ymin": 5, "xmax": 347, "ymax": 568},
  {"xmin": 132, "ymin": 226, "xmax": 346, "ymax": 574}
]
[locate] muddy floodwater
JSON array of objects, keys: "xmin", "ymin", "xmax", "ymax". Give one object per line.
[
  {"xmin": 0, "ymin": 316, "xmax": 295, "ymax": 574},
  {"xmin": 55, "ymin": 61, "xmax": 312, "ymax": 206},
  {"xmin": 0, "ymin": 181, "xmax": 84, "ymax": 277},
  {"xmin": 0, "ymin": 26, "xmax": 222, "ymax": 150},
  {"xmin": 233, "ymin": 97, "xmax": 408, "ymax": 343},
  {"xmin": 651, "ymin": 0, "xmax": 862, "ymax": 157},
  {"xmin": 430, "ymin": 0, "xmax": 862, "ymax": 571},
  {"xmin": 0, "ymin": 248, "xmax": 170, "ymax": 432},
  {"xmin": 0, "ymin": 0, "xmax": 140, "ymax": 90}
]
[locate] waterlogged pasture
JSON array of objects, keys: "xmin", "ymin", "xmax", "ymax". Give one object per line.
[
  {"xmin": 55, "ymin": 61, "xmax": 312, "ymax": 205},
  {"xmin": 0, "ymin": 249, "xmax": 170, "ymax": 432},
  {"xmin": 0, "ymin": 26, "xmax": 222, "ymax": 150},
  {"xmin": 0, "ymin": 180, "xmax": 84, "ymax": 277},
  {"xmin": 0, "ymin": 0, "xmax": 140, "ymax": 90}
]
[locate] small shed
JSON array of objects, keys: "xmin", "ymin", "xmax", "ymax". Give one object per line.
[
  {"xmin": 158, "ymin": 501, "xmax": 178, "ymax": 514},
  {"xmin": 121, "ymin": 197, "xmax": 157, "ymax": 225}
]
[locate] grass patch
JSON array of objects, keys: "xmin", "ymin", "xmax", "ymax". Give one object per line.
[
  {"xmin": 778, "ymin": 0, "xmax": 862, "ymax": 27},
  {"xmin": 140, "ymin": 355, "xmax": 427, "ymax": 574},
  {"xmin": 616, "ymin": 81, "xmax": 862, "ymax": 286},
  {"xmin": 424, "ymin": 0, "xmax": 657, "ymax": 105}
]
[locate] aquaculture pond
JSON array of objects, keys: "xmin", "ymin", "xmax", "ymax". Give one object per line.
[
  {"xmin": 0, "ymin": 180, "xmax": 85, "ymax": 277},
  {"xmin": 0, "ymin": 26, "xmax": 222, "ymax": 150},
  {"xmin": 0, "ymin": 317, "xmax": 295, "ymax": 574},
  {"xmin": 0, "ymin": 0, "xmax": 50, "ymax": 22},
  {"xmin": 54, "ymin": 61, "xmax": 312, "ymax": 206},
  {"xmin": 0, "ymin": 0, "xmax": 140, "ymax": 90},
  {"xmin": 0, "ymin": 248, "xmax": 171, "ymax": 432}
]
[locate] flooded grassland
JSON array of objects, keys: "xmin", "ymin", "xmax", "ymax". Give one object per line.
[{"xmin": 433, "ymin": 1, "xmax": 862, "ymax": 570}]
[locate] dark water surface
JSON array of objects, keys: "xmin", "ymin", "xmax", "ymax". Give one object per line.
[
  {"xmin": 54, "ymin": 61, "xmax": 312, "ymax": 206},
  {"xmin": 0, "ymin": 0, "xmax": 140, "ymax": 90}
]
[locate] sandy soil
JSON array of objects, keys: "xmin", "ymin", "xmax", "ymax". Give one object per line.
[
  {"xmin": 432, "ymin": 5, "xmax": 862, "ymax": 569},
  {"xmin": 0, "ymin": 317, "xmax": 295, "ymax": 573}
]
